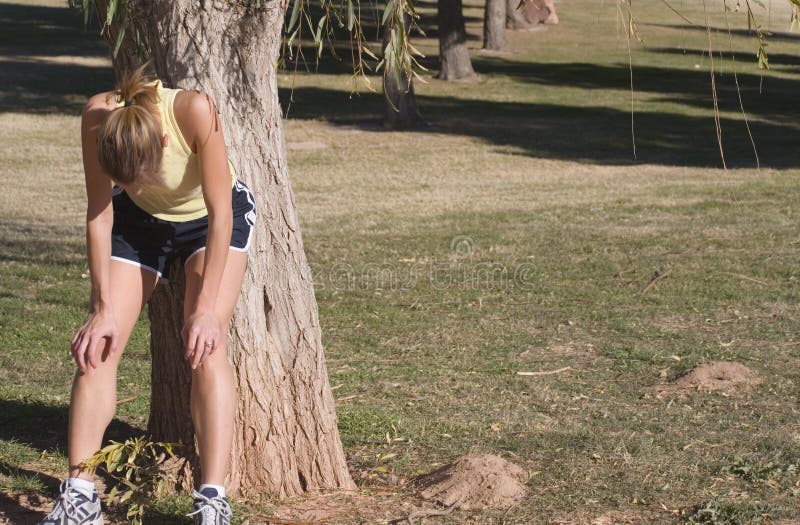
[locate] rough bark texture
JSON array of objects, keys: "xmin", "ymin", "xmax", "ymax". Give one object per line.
[
  {"xmin": 483, "ymin": 0, "xmax": 508, "ymax": 50},
  {"xmin": 437, "ymin": 0, "xmax": 476, "ymax": 80},
  {"xmin": 383, "ymin": 12, "xmax": 421, "ymax": 129},
  {"xmin": 94, "ymin": 0, "xmax": 356, "ymax": 498},
  {"xmin": 506, "ymin": 0, "xmax": 558, "ymax": 30}
]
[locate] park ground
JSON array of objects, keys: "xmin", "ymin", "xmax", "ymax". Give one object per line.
[{"xmin": 1, "ymin": 0, "xmax": 800, "ymax": 523}]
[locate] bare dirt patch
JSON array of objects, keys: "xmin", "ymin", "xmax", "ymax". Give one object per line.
[
  {"xmin": 245, "ymin": 488, "xmax": 418, "ymax": 524},
  {"xmin": 657, "ymin": 361, "xmax": 763, "ymax": 398},
  {"xmin": 0, "ymin": 492, "xmax": 50, "ymax": 525},
  {"xmin": 412, "ymin": 453, "xmax": 528, "ymax": 511}
]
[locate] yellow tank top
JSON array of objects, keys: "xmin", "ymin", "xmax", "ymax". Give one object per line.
[{"xmin": 115, "ymin": 79, "xmax": 236, "ymax": 222}]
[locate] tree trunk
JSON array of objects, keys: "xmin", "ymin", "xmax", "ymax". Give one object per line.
[
  {"xmin": 383, "ymin": 12, "xmax": 421, "ymax": 129},
  {"xmin": 437, "ymin": 0, "xmax": 476, "ymax": 80},
  {"xmin": 93, "ymin": 0, "xmax": 356, "ymax": 498},
  {"xmin": 506, "ymin": 0, "xmax": 529, "ymax": 29},
  {"xmin": 483, "ymin": 0, "xmax": 507, "ymax": 50}
]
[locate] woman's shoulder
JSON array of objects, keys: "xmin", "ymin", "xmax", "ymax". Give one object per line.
[
  {"xmin": 172, "ymin": 89, "xmax": 221, "ymax": 153},
  {"xmin": 173, "ymin": 88, "xmax": 218, "ymax": 119}
]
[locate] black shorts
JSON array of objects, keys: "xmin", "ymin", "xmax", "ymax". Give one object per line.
[{"xmin": 110, "ymin": 180, "xmax": 256, "ymax": 281}]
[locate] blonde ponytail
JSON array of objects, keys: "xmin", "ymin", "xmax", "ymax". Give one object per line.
[{"xmin": 97, "ymin": 62, "xmax": 163, "ymax": 186}]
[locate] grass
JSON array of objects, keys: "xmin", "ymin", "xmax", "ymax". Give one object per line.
[{"xmin": 1, "ymin": 0, "xmax": 799, "ymax": 523}]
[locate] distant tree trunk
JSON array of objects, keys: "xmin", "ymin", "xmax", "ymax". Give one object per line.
[
  {"xmin": 483, "ymin": 0, "xmax": 507, "ymax": 50},
  {"xmin": 93, "ymin": 0, "xmax": 356, "ymax": 498},
  {"xmin": 437, "ymin": 0, "xmax": 476, "ymax": 80},
  {"xmin": 383, "ymin": 12, "xmax": 421, "ymax": 129}
]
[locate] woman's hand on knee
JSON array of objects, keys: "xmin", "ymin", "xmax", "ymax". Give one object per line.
[
  {"xmin": 71, "ymin": 310, "xmax": 120, "ymax": 372},
  {"xmin": 181, "ymin": 310, "xmax": 222, "ymax": 370}
]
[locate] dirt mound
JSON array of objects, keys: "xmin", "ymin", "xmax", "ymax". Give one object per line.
[
  {"xmin": 413, "ymin": 453, "xmax": 527, "ymax": 510},
  {"xmin": 657, "ymin": 361, "xmax": 763, "ymax": 398}
]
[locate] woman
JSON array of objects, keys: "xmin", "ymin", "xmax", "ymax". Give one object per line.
[{"xmin": 40, "ymin": 64, "xmax": 255, "ymax": 525}]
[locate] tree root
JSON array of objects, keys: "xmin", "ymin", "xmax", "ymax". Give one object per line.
[{"xmin": 405, "ymin": 499, "xmax": 462, "ymax": 525}]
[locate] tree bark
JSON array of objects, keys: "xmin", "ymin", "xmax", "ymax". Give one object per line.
[
  {"xmin": 93, "ymin": 0, "xmax": 356, "ymax": 498},
  {"xmin": 437, "ymin": 0, "xmax": 476, "ymax": 80},
  {"xmin": 383, "ymin": 12, "xmax": 421, "ymax": 129},
  {"xmin": 483, "ymin": 0, "xmax": 507, "ymax": 51}
]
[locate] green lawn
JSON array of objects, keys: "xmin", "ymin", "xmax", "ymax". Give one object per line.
[{"xmin": 1, "ymin": 0, "xmax": 799, "ymax": 523}]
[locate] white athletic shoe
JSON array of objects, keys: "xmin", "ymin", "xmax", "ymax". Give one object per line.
[
  {"xmin": 187, "ymin": 487, "xmax": 232, "ymax": 525},
  {"xmin": 38, "ymin": 479, "xmax": 103, "ymax": 525}
]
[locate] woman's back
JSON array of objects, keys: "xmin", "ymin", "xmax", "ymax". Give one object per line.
[{"xmin": 115, "ymin": 79, "xmax": 236, "ymax": 222}]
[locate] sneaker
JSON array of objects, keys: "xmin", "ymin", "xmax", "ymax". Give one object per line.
[
  {"xmin": 39, "ymin": 479, "xmax": 103, "ymax": 525},
  {"xmin": 187, "ymin": 487, "xmax": 232, "ymax": 525}
]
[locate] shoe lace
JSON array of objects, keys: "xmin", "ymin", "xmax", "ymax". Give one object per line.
[
  {"xmin": 186, "ymin": 490, "xmax": 232, "ymax": 521},
  {"xmin": 45, "ymin": 480, "xmax": 88, "ymax": 521}
]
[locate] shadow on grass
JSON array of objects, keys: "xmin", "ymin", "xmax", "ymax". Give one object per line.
[
  {"xmin": 0, "ymin": 400, "xmax": 145, "ymax": 519},
  {"xmin": 0, "ymin": 2, "xmax": 102, "ymax": 47},
  {"xmin": 0, "ymin": 460, "xmax": 61, "ymax": 489},
  {"xmin": 0, "ymin": 222, "xmax": 84, "ymax": 267},
  {"xmin": 0, "ymin": 399, "xmax": 143, "ymax": 456},
  {"xmin": 0, "ymin": 3, "xmax": 110, "ymax": 115},
  {"xmin": 643, "ymin": 22, "xmax": 800, "ymax": 44},
  {"xmin": 0, "ymin": 489, "xmax": 49, "ymax": 524},
  {"xmin": 279, "ymin": 85, "xmax": 796, "ymax": 168},
  {"xmin": 468, "ymin": 57, "xmax": 799, "ymax": 122},
  {"xmin": 649, "ymin": 46, "xmax": 800, "ymax": 69}
]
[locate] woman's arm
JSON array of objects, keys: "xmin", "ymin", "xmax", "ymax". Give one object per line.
[
  {"xmin": 176, "ymin": 91, "xmax": 234, "ymax": 368},
  {"xmin": 71, "ymin": 93, "xmax": 120, "ymax": 372}
]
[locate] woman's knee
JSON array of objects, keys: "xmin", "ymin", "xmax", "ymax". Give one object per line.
[{"xmin": 191, "ymin": 344, "xmax": 233, "ymax": 380}]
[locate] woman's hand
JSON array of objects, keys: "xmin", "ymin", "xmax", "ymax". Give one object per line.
[
  {"xmin": 182, "ymin": 309, "xmax": 222, "ymax": 369},
  {"xmin": 71, "ymin": 309, "xmax": 119, "ymax": 372}
]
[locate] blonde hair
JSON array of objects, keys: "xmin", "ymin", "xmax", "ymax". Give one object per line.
[{"xmin": 98, "ymin": 63, "xmax": 163, "ymax": 186}]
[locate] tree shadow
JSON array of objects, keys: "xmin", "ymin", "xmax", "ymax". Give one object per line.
[
  {"xmin": 0, "ymin": 57, "xmax": 113, "ymax": 115},
  {"xmin": 0, "ymin": 490, "xmax": 49, "ymax": 524},
  {"xmin": 649, "ymin": 45, "xmax": 800, "ymax": 71},
  {"xmin": 0, "ymin": 400, "xmax": 145, "ymax": 520},
  {"xmin": 279, "ymin": 84, "xmax": 795, "ymax": 168},
  {"xmin": 467, "ymin": 58, "xmax": 799, "ymax": 123},
  {"xmin": 0, "ymin": 399, "xmax": 143, "ymax": 456},
  {"xmin": 0, "ymin": 3, "xmax": 111, "ymax": 115},
  {"xmin": 0, "ymin": 221, "xmax": 84, "ymax": 267},
  {"xmin": 643, "ymin": 22, "xmax": 800, "ymax": 44},
  {"xmin": 0, "ymin": 2, "xmax": 102, "ymax": 47}
]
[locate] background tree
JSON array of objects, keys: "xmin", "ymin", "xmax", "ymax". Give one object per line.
[
  {"xmin": 88, "ymin": 0, "xmax": 356, "ymax": 496},
  {"xmin": 438, "ymin": 0, "xmax": 476, "ymax": 80},
  {"xmin": 483, "ymin": 0, "xmax": 508, "ymax": 50}
]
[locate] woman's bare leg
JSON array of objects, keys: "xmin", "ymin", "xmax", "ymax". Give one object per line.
[
  {"xmin": 183, "ymin": 250, "xmax": 248, "ymax": 485},
  {"xmin": 68, "ymin": 260, "xmax": 158, "ymax": 479}
]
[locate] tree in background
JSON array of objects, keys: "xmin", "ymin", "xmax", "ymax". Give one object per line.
[
  {"xmin": 484, "ymin": 0, "xmax": 508, "ymax": 50},
  {"xmin": 438, "ymin": 0, "xmax": 477, "ymax": 79},
  {"xmin": 86, "ymin": 0, "xmax": 356, "ymax": 496}
]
